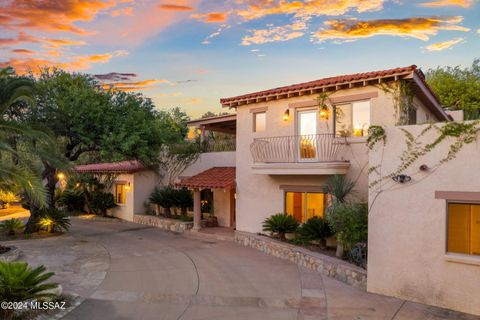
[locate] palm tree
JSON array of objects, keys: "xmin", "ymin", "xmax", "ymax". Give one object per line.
[{"xmin": 0, "ymin": 67, "xmax": 47, "ymax": 207}]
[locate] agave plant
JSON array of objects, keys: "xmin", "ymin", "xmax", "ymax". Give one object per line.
[
  {"xmin": 0, "ymin": 218, "xmax": 24, "ymax": 236},
  {"xmin": 0, "ymin": 262, "xmax": 58, "ymax": 315},
  {"xmin": 38, "ymin": 209, "xmax": 71, "ymax": 233},
  {"xmin": 262, "ymin": 213, "xmax": 299, "ymax": 241},
  {"xmin": 323, "ymin": 174, "xmax": 356, "ymax": 205}
]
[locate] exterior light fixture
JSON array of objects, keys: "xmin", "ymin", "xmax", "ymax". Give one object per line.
[
  {"xmin": 319, "ymin": 107, "xmax": 329, "ymax": 121},
  {"xmin": 283, "ymin": 109, "xmax": 290, "ymax": 121},
  {"xmin": 392, "ymin": 174, "xmax": 411, "ymax": 183},
  {"xmin": 124, "ymin": 182, "xmax": 131, "ymax": 191},
  {"xmin": 57, "ymin": 172, "xmax": 65, "ymax": 180}
]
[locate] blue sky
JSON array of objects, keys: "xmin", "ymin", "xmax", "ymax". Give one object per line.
[{"xmin": 1, "ymin": 0, "xmax": 479, "ymax": 117}]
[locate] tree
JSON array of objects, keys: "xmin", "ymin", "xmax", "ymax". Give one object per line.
[
  {"xmin": 0, "ymin": 67, "xmax": 50, "ymax": 208},
  {"xmin": 426, "ymin": 59, "xmax": 480, "ymax": 120},
  {"xmin": 20, "ymin": 68, "xmax": 185, "ymax": 232}
]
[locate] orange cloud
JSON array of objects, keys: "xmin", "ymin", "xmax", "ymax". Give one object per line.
[
  {"xmin": 94, "ymin": 73, "xmax": 171, "ymax": 92},
  {"xmin": 312, "ymin": 16, "xmax": 470, "ymax": 43},
  {"xmin": 236, "ymin": 0, "xmax": 385, "ymax": 21},
  {"xmin": 0, "ymin": 32, "xmax": 86, "ymax": 49},
  {"xmin": 192, "ymin": 12, "xmax": 228, "ymax": 23},
  {"xmin": 11, "ymin": 49, "xmax": 35, "ymax": 54},
  {"xmin": 242, "ymin": 20, "xmax": 307, "ymax": 45},
  {"xmin": 0, "ymin": 50, "xmax": 127, "ymax": 75},
  {"xmin": 0, "ymin": 0, "xmax": 121, "ymax": 35},
  {"xmin": 419, "ymin": 0, "xmax": 474, "ymax": 8},
  {"xmin": 426, "ymin": 37, "xmax": 464, "ymax": 51},
  {"xmin": 159, "ymin": 4, "xmax": 194, "ymax": 11},
  {"xmin": 111, "ymin": 6, "xmax": 134, "ymax": 17}
]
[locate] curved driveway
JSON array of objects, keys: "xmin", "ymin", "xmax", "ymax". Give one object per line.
[{"xmin": 56, "ymin": 218, "xmax": 478, "ymax": 320}]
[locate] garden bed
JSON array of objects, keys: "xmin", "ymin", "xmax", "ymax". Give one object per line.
[
  {"xmin": 235, "ymin": 231, "xmax": 367, "ymax": 290},
  {"xmin": 0, "ymin": 231, "xmax": 62, "ymax": 242}
]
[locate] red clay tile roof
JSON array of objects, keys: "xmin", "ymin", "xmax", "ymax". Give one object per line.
[
  {"xmin": 220, "ymin": 65, "xmax": 419, "ymax": 105},
  {"xmin": 177, "ymin": 167, "xmax": 236, "ymax": 189},
  {"xmin": 75, "ymin": 160, "xmax": 145, "ymax": 174}
]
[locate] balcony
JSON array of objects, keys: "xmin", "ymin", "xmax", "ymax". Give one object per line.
[{"xmin": 250, "ymin": 134, "xmax": 350, "ymax": 175}]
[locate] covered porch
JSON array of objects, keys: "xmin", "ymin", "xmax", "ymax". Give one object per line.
[{"xmin": 177, "ymin": 167, "xmax": 236, "ymax": 231}]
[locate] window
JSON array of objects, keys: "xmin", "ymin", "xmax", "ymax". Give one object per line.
[
  {"xmin": 285, "ymin": 192, "xmax": 327, "ymax": 223},
  {"xmin": 447, "ymin": 203, "xmax": 480, "ymax": 256},
  {"xmin": 253, "ymin": 112, "xmax": 266, "ymax": 132},
  {"xmin": 114, "ymin": 183, "xmax": 126, "ymax": 205},
  {"xmin": 335, "ymin": 101, "xmax": 370, "ymax": 137}
]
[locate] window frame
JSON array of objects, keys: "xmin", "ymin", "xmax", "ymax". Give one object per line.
[
  {"xmin": 253, "ymin": 111, "xmax": 266, "ymax": 133},
  {"xmin": 445, "ymin": 200, "xmax": 480, "ymax": 257},
  {"xmin": 333, "ymin": 99, "xmax": 371, "ymax": 137},
  {"xmin": 114, "ymin": 182, "xmax": 127, "ymax": 205},
  {"xmin": 283, "ymin": 191, "xmax": 328, "ymax": 223}
]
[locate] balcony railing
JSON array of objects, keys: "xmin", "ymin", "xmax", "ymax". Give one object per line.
[{"xmin": 250, "ymin": 134, "xmax": 347, "ymax": 163}]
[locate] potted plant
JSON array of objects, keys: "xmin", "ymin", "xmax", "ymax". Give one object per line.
[{"xmin": 262, "ymin": 213, "xmax": 299, "ymax": 241}]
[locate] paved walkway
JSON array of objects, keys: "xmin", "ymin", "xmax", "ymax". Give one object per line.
[{"xmin": 6, "ymin": 217, "xmax": 479, "ymax": 319}]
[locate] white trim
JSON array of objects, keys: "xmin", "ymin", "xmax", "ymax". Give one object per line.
[{"xmin": 445, "ymin": 253, "xmax": 480, "ymax": 266}]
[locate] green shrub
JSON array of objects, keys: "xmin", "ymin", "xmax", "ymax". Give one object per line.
[
  {"xmin": 0, "ymin": 218, "xmax": 24, "ymax": 236},
  {"xmin": 57, "ymin": 189, "xmax": 85, "ymax": 213},
  {"xmin": 297, "ymin": 216, "xmax": 333, "ymax": 243},
  {"xmin": 0, "ymin": 261, "xmax": 58, "ymax": 303},
  {"xmin": 0, "ymin": 190, "xmax": 19, "ymax": 209},
  {"xmin": 179, "ymin": 214, "xmax": 193, "ymax": 222},
  {"xmin": 149, "ymin": 187, "xmax": 176, "ymax": 217},
  {"xmin": 38, "ymin": 209, "xmax": 71, "ymax": 233},
  {"xmin": 173, "ymin": 188, "xmax": 193, "ymax": 215},
  {"xmin": 89, "ymin": 192, "xmax": 116, "ymax": 216},
  {"xmin": 262, "ymin": 213, "xmax": 299, "ymax": 240},
  {"xmin": 326, "ymin": 202, "xmax": 368, "ymax": 251}
]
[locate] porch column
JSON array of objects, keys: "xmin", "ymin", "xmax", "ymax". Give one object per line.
[{"xmin": 193, "ymin": 188, "xmax": 201, "ymax": 231}]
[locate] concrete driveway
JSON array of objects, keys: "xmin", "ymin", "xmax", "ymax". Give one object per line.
[{"xmin": 9, "ymin": 217, "xmax": 478, "ymax": 320}]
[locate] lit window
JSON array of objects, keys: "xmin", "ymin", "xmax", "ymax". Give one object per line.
[
  {"xmin": 114, "ymin": 183, "xmax": 126, "ymax": 205},
  {"xmin": 447, "ymin": 203, "xmax": 480, "ymax": 255},
  {"xmin": 335, "ymin": 101, "xmax": 370, "ymax": 137},
  {"xmin": 285, "ymin": 192, "xmax": 327, "ymax": 223},
  {"xmin": 254, "ymin": 112, "xmax": 266, "ymax": 132}
]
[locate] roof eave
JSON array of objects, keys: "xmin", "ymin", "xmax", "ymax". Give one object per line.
[{"xmin": 411, "ymin": 71, "xmax": 450, "ymax": 122}]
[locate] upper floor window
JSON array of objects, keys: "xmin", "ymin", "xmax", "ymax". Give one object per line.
[
  {"xmin": 447, "ymin": 203, "xmax": 480, "ymax": 256},
  {"xmin": 335, "ymin": 101, "xmax": 370, "ymax": 137},
  {"xmin": 114, "ymin": 183, "xmax": 126, "ymax": 205},
  {"xmin": 253, "ymin": 112, "xmax": 266, "ymax": 132}
]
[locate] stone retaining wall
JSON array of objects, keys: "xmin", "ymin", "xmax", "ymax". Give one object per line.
[
  {"xmin": 133, "ymin": 214, "xmax": 193, "ymax": 233},
  {"xmin": 235, "ymin": 231, "xmax": 367, "ymax": 290}
]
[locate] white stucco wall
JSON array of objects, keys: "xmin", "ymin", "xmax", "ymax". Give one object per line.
[
  {"xmin": 180, "ymin": 151, "xmax": 236, "ymax": 177},
  {"xmin": 213, "ymin": 188, "xmax": 233, "ymax": 227},
  {"xmin": 235, "ymin": 85, "xmax": 400, "ymax": 234},
  {"xmin": 368, "ymin": 123, "xmax": 480, "ymax": 315},
  {"xmin": 109, "ymin": 173, "xmax": 135, "ymax": 221},
  {"xmin": 108, "ymin": 171, "xmax": 159, "ymax": 221}
]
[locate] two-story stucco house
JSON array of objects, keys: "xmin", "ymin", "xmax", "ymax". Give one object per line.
[{"xmin": 216, "ymin": 65, "xmax": 450, "ymax": 234}]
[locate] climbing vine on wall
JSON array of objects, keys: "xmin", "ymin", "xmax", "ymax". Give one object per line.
[
  {"xmin": 377, "ymin": 80, "xmax": 415, "ymax": 126},
  {"xmin": 366, "ymin": 125, "xmax": 386, "ymax": 149},
  {"xmin": 368, "ymin": 121, "xmax": 480, "ymax": 189}
]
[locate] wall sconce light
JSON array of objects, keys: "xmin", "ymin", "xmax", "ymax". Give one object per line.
[
  {"xmin": 392, "ymin": 174, "xmax": 411, "ymax": 183},
  {"xmin": 124, "ymin": 182, "xmax": 131, "ymax": 191},
  {"xmin": 283, "ymin": 109, "xmax": 290, "ymax": 121},
  {"xmin": 319, "ymin": 107, "xmax": 329, "ymax": 121}
]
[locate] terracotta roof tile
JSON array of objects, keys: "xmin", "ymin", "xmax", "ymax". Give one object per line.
[
  {"xmin": 220, "ymin": 65, "xmax": 418, "ymax": 105},
  {"xmin": 75, "ymin": 160, "xmax": 145, "ymax": 174},
  {"xmin": 177, "ymin": 167, "xmax": 236, "ymax": 189}
]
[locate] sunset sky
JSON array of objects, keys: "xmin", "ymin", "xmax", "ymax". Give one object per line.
[{"xmin": 1, "ymin": 0, "xmax": 479, "ymax": 118}]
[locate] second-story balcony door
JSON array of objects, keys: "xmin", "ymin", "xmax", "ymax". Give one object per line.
[{"xmin": 297, "ymin": 110, "xmax": 318, "ymax": 162}]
